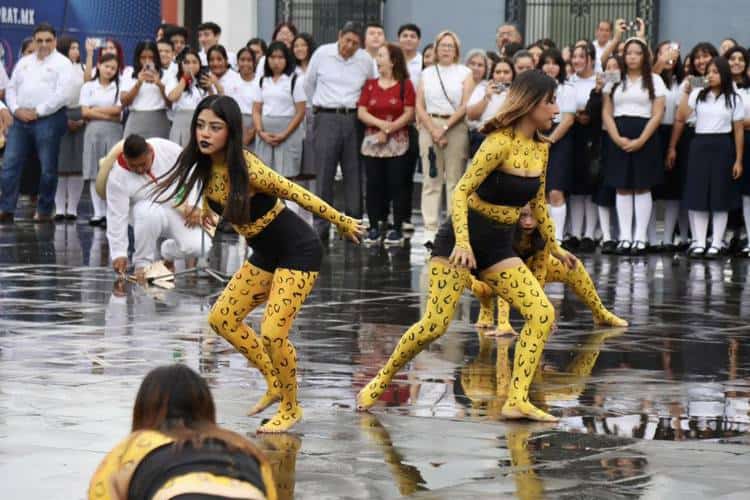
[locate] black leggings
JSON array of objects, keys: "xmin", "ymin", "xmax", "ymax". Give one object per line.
[{"xmin": 364, "ymin": 154, "xmax": 410, "ymax": 229}]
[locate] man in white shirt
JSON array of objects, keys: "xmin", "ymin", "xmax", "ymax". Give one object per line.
[
  {"xmin": 197, "ymin": 22, "xmax": 237, "ymax": 69},
  {"xmin": 593, "ymin": 20, "xmax": 613, "ymax": 73},
  {"xmin": 495, "ymin": 23, "xmax": 523, "ymax": 53},
  {"xmin": 304, "ymin": 21, "xmax": 375, "ymax": 240},
  {"xmin": 365, "ymin": 22, "xmax": 385, "ymax": 76},
  {"xmin": 0, "ymin": 23, "xmax": 71, "ymax": 223},
  {"xmin": 106, "ymin": 135, "xmax": 208, "ymax": 276}
]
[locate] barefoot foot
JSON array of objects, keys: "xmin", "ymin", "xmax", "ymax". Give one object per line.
[
  {"xmin": 247, "ymin": 391, "xmax": 281, "ymax": 416},
  {"xmin": 256, "ymin": 404, "xmax": 303, "ymax": 433},
  {"xmin": 501, "ymin": 400, "xmax": 558, "ymax": 422}
]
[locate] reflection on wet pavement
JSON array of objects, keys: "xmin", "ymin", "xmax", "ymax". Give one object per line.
[{"xmin": 1, "ymin": 218, "xmax": 750, "ymax": 498}]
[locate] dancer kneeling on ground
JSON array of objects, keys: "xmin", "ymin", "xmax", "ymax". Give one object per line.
[
  {"xmin": 101, "ymin": 135, "xmax": 209, "ymax": 278},
  {"xmin": 358, "ymin": 70, "xmax": 574, "ymax": 422},
  {"xmin": 469, "ymin": 203, "xmax": 628, "ymax": 335},
  {"xmin": 88, "ymin": 364, "xmax": 278, "ymax": 500},
  {"xmin": 155, "ymin": 95, "xmax": 364, "ymax": 433}
]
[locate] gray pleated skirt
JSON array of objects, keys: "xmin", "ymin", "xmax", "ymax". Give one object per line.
[
  {"xmin": 169, "ymin": 109, "xmax": 194, "ymax": 147},
  {"xmin": 124, "ymin": 109, "xmax": 170, "ymax": 139},
  {"xmin": 242, "ymin": 113, "xmax": 254, "ymax": 152},
  {"xmin": 82, "ymin": 120, "xmax": 123, "ymax": 180},
  {"xmin": 57, "ymin": 124, "xmax": 85, "ymax": 175},
  {"xmin": 253, "ymin": 115, "xmax": 303, "ymax": 178}
]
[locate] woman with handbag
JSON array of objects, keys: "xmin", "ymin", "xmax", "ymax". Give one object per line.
[
  {"xmin": 357, "ymin": 43, "xmax": 416, "ymax": 246},
  {"xmin": 416, "ymin": 30, "xmax": 473, "ymax": 246}
]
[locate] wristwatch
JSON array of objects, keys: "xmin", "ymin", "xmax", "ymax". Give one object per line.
[{"xmin": 442, "ymin": 124, "xmax": 449, "ymax": 132}]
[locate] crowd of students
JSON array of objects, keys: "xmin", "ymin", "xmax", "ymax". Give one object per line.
[{"xmin": 1, "ymin": 17, "xmax": 749, "ymax": 265}]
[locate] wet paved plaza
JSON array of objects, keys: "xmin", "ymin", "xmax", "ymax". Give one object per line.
[{"xmin": 1, "ymin": 208, "xmax": 750, "ymax": 499}]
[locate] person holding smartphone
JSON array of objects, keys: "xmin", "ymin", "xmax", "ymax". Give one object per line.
[
  {"xmin": 466, "ymin": 57, "xmax": 514, "ymax": 156},
  {"xmin": 165, "ymin": 48, "xmax": 207, "ymax": 146},
  {"xmin": 679, "ymin": 57, "xmax": 744, "ymax": 258},
  {"xmin": 120, "ymin": 40, "xmax": 170, "ymax": 139},
  {"xmin": 602, "ymin": 38, "xmax": 667, "ymax": 256}
]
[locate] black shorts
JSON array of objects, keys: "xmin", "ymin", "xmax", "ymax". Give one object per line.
[
  {"xmin": 248, "ymin": 208, "xmax": 323, "ymax": 272},
  {"xmin": 431, "ymin": 211, "xmax": 518, "ymax": 272}
]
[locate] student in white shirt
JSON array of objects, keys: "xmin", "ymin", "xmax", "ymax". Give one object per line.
[
  {"xmin": 466, "ymin": 57, "xmax": 514, "ymax": 154},
  {"xmin": 80, "ymin": 53, "xmax": 123, "ymax": 226},
  {"xmin": 106, "ymin": 135, "xmax": 207, "ymax": 276},
  {"xmin": 650, "ymin": 41, "xmax": 688, "ymax": 251},
  {"xmin": 235, "ymin": 47, "xmax": 258, "ymax": 148},
  {"xmin": 602, "ymin": 38, "xmax": 667, "ymax": 255},
  {"xmin": 200, "ymin": 45, "xmax": 242, "ymax": 102},
  {"xmin": 253, "ymin": 23, "xmax": 300, "ymax": 86},
  {"xmin": 120, "ymin": 40, "xmax": 170, "ymax": 139},
  {"xmin": 726, "ymin": 46, "xmax": 750, "ymax": 257},
  {"xmin": 83, "ymin": 37, "xmax": 126, "ymax": 82},
  {"xmin": 679, "ymin": 57, "xmax": 745, "ymax": 259},
  {"xmin": 593, "ymin": 19, "xmax": 613, "ymax": 73},
  {"xmin": 304, "ymin": 21, "xmax": 375, "ymax": 240},
  {"xmin": 416, "ymin": 30, "xmax": 473, "ymax": 244},
  {"xmin": 166, "ymin": 48, "xmax": 207, "ymax": 146},
  {"xmin": 197, "ymin": 22, "xmax": 237, "ymax": 69},
  {"xmin": 0, "ymin": 23, "xmax": 72, "ymax": 223},
  {"xmin": 539, "ymin": 48, "xmax": 576, "ymax": 245},
  {"xmin": 292, "ymin": 33, "xmax": 318, "ymax": 182},
  {"xmin": 364, "ymin": 22, "xmax": 386, "ymax": 76},
  {"xmin": 54, "ymin": 36, "xmax": 87, "ymax": 220},
  {"xmin": 157, "ymin": 38, "xmax": 178, "ymax": 80}
]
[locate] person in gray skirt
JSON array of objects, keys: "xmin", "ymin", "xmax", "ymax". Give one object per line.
[
  {"xmin": 54, "ymin": 36, "xmax": 86, "ymax": 220},
  {"xmin": 120, "ymin": 40, "xmax": 170, "ymax": 140},
  {"xmin": 253, "ymin": 41, "xmax": 308, "ymax": 223},
  {"xmin": 80, "ymin": 53, "xmax": 123, "ymax": 226},
  {"xmin": 165, "ymin": 47, "xmax": 207, "ymax": 146}
]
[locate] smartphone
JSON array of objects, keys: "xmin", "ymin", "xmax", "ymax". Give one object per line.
[
  {"xmin": 197, "ymin": 66, "xmax": 212, "ymax": 89},
  {"xmin": 689, "ymin": 75, "xmax": 707, "ymax": 89},
  {"xmin": 626, "ymin": 20, "xmax": 639, "ymax": 31},
  {"xmin": 603, "ymin": 71, "xmax": 621, "ymax": 84},
  {"xmin": 494, "ymin": 82, "xmax": 510, "ymax": 92},
  {"xmin": 90, "ymin": 37, "xmax": 105, "ymax": 49}
]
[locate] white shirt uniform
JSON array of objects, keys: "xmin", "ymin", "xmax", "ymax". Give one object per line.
[
  {"xmin": 553, "ymin": 81, "xmax": 576, "ymax": 124},
  {"xmin": 570, "ymin": 73, "xmax": 596, "ymax": 111},
  {"xmin": 163, "ymin": 75, "xmax": 206, "ymax": 111},
  {"xmin": 120, "ymin": 69, "xmax": 167, "ymax": 111},
  {"xmin": 736, "ymin": 86, "xmax": 750, "ymax": 121},
  {"xmin": 688, "ymin": 88, "xmax": 744, "ymax": 134},
  {"xmin": 255, "ymin": 73, "xmax": 306, "ymax": 116},
  {"xmin": 421, "ymin": 63, "xmax": 471, "ymax": 115},
  {"xmin": 466, "ymin": 81, "xmax": 507, "ymax": 129},
  {"xmin": 0, "ymin": 64, "xmax": 9, "ymax": 90},
  {"xmin": 406, "ymin": 52, "xmax": 423, "ymax": 89},
  {"xmin": 678, "ymin": 79, "xmax": 697, "ymax": 126},
  {"xmin": 662, "ymin": 79, "xmax": 680, "ymax": 125},
  {"xmin": 0, "ymin": 100, "xmax": 6, "ymax": 110},
  {"xmin": 593, "ymin": 40, "xmax": 608, "ymax": 73},
  {"xmin": 232, "ymin": 76, "xmax": 256, "ymax": 115},
  {"xmin": 79, "ymin": 79, "xmax": 121, "ymax": 108},
  {"xmin": 6, "ymin": 51, "xmax": 72, "ymax": 116},
  {"xmin": 303, "ymin": 42, "xmax": 375, "ymax": 108},
  {"xmin": 106, "ymin": 138, "xmax": 203, "ymax": 265},
  {"xmin": 605, "ymin": 73, "xmax": 668, "ymax": 118},
  {"xmin": 66, "ymin": 63, "xmax": 85, "ymax": 108},
  {"xmin": 199, "ymin": 48, "xmax": 237, "ymax": 70}
]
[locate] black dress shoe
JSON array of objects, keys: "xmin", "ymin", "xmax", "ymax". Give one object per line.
[
  {"xmin": 64, "ymin": 214, "xmax": 78, "ymax": 221},
  {"xmin": 579, "ymin": 237, "xmax": 596, "ymax": 252},
  {"xmin": 601, "ymin": 240, "xmax": 617, "ymax": 254},
  {"xmin": 88, "ymin": 217, "xmax": 106, "ymax": 227},
  {"xmin": 630, "ymin": 241, "xmax": 648, "ymax": 255},
  {"xmin": 53, "ymin": 214, "xmax": 65, "ymax": 221},
  {"xmin": 563, "ymin": 236, "xmax": 580, "ymax": 251},
  {"xmin": 615, "ymin": 241, "xmax": 632, "ymax": 255}
]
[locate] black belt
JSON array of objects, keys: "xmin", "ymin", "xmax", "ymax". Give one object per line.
[
  {"xmin": 314, "ymin": 106, "xmax": 356, "ymax": 114},
  {"xmin": 429, "ymin": 113, "xmax": 451, "ymax": 119}
]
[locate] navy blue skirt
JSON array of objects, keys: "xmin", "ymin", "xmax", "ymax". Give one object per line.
[
  {"xmin": 546, "ymin": 126, "xmax": 574, "ymax": 192},
  {"xmin": 570, "ymin": 122, "xmax": 596, "ymax": 195},
  {"xmin": 741, "ymin": 131, "xmax": 750, "ymax": 195},
  {"xmin": 593, "ymin": 131, "xmax": 616, "ymax": 207},
  {"xmin": 684, "ymin": 133, "xmax": 740, "ymax": 211},
  {"xmin": 652, "ymin": 124, "xmax": 684, "ymax": 200},
  {"xmin": 604, "ymin": 116, "xmax": 664, "ymax": 190}
]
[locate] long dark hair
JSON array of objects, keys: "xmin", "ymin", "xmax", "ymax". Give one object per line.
[
  {"xmin": 698, "ymin": 56, "xmax": 740, "ymax": 109},
  {"xmin": 618, "ymin": 38, "xmax": 655, "ymax": 100},
  {"xmin": 176, "ymin": 47, "xmax": 201, "ymax": 95},
  {"xmin": 537, "ymin": 48, "xmax": 566, "ymax": 84},
  {"xmin": 724, "ymin": 46, "xmax": 750, "ymax": 89},
  {"xmin": 272, "ymin": 21, "xmax": 298, "ymax": 44},
  {"xmin": 93, "ymin": 53, "xmax": 121, "ymax": 104},
  {"xmin": 688, "ymin": 42, "xmax": 719, "ymax": 76},
  {"xmin": 99, "ymin": 38, "xmax": 125, "ymax": 74},
  {"xmin": 263, "ymin": 41, "xmax": 295, "ymax": 77},
  {"xmin": 206, "ymin": 44, "xmax": 230, "ymax": 76},
  {"xmin": 492, "ymin": 57, "xmax": 516, "ymax": 82},
  {"xmin": 132, "ymin": 39, "xmax": 161, "ymax": 77},
  {"xmin": 481, "ymin": 69, "xmax": 557, "ymax": 137},
  {"xmin": 654, "ymin": 40, "xmax": 685, "ymax": 88},
  {"xmin": 57, "ymin": 35, "xmax": 79, "ymax": 63},
  {"xmin": 155, "ymin": 95, "xmax": 252, "ymax": 224},
  {"xmin": 292, "ymin": 32, "xmax": 316, "ymax": 66}
]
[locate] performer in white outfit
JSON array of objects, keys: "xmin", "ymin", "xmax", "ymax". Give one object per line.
[{"xmin": 105, "ymin": 135, "xmax": 209, "ymax": 275}]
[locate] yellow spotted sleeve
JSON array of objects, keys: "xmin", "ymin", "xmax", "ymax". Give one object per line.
[
  {"xmin": 466, "ymin": 194, "xmax": 521, "ymax": 224},
  {"xmin": 452, "ymin": 131, "xmax": 512, "ymax": 250},
  {"xmin": 244, "ymin": 152, "xmax": 359, "ymax": 237}
]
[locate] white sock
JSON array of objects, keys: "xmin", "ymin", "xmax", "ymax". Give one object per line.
[
  {"xmin": 711, "ymin": 211, "xmax": 728, "ymax": 248},
  {"xmin": 569, "ymin": 195, "xmax": 585, "ymax": 238},
  {"xmin": 55, "ymin": 177, "xmax": 68, "ymax": 216},
  {"xmin": 663, "ymin": 200, "xmax": 680, "ymax": 244},
  {"xmin": 549, "ymin": 203, "xmax": 566, "ymax": 241},
  {"xmin": 633, "ymin": 192, "xmax": 653, "ymax": 243},
  {"xmin": 679, "ymin": 208, "xmax": 690, "ymax": 241},
  {"xmin": 647, "ymin": 204, "xmax": 658, "ymax": 245},
  {"xmin": 743, "ymin": 196, "xmax": 750, "ymax": 246},
  {"xmin": 598, "ymin": 206, "xmax": 612, "ymax": 241},
  {"xmin": 584, "ymin": 197, "xmax": 598, "ymax": 239},
  {"xmin": 615, "ymin": 194, "xmax": 634, "ymax": 242},
  {"xmin": 90, "ymin": 181, "xmax": 107, "ymax": 219},
  {"xmin": 691, "ymin": 210, "xmax": 709, "ymax": 248},
  {"xmin": 66, "ymin": 176, "xmax": 84, "ymax": 216}
]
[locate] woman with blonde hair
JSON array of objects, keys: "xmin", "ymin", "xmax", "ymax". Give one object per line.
[
  {"xmin": 416, "ymin": 30, "xmax": 474, "ymax": 245},
  {"xmin": 358, "ymin": 70, "xmax": 577, "ymax": 422}
]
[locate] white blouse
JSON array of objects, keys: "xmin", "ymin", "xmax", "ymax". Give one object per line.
[
  {"xmin": 662, "ymin": 79, "xmax": 680, "ymax": 125},
  {"xmin": 255, "ymin": 73, "xmax": 306, "ymax": 117},
  {"xmin": 232, "ymin": 76, "xmax": 257, "ymax": 115},
  {"xmin": 570, "ymin": 73, "xmax": 596, "ymax": 111},
  {"xmin": 79, "ymin": 80, "xmax": 121, "ymax": 108},
  {"xmin": 736, "ymin": 86, "xmax": 750, "ymax": 120},
  {"xmin": 605, "ymin": 73, "xmax": 667, "ymax": 118},
  {"xmin": 553, "ymin": 82, "xmax": 576, "ymax": 124},
  {"xmin": 120, "ymin": 69, "xmax": 167, "ymax": 111},
  {"xmin": 164, "ymin": 75, "xmax": 207, "ymax": 111},
  {"xmin": 466, "ymin": 81, "xmax": 507, "ymax": 129},
  {"xmin": 688, "ymin": 88, "xmax": 744, "ymax": 134},
  {"xmin": 421, "ymin": 64, "xmax": 471, "ymax": 115},
  {"xmin": 66, "ymin": 63, "xmax": 85, "ymax": 108}
]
